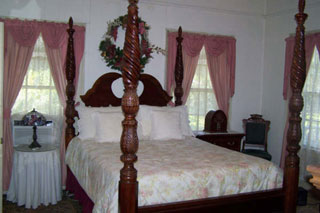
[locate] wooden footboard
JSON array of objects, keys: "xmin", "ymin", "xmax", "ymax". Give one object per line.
[{"xmin": 139, "ymin": 189, "xmax": 283, "ymax": 213}]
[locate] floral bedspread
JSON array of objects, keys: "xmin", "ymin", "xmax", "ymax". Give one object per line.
[{"xmin": 65, "ymin": 137, "xmax": 283, "ymax": 213}]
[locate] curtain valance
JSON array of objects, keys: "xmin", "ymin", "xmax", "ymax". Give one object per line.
[
  {"xmin": 283, "ymin": 32, "xmax": 320, "ymax": 100},
  {"xmin": 166, "ymin": 31, "xmax": 236, "ymax": 114}
]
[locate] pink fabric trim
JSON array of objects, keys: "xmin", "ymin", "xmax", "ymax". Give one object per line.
[
  {"xmin": 283, "ymin": 32, "xmax": 320, "ymax": 100},
  {"xmin": 167, "ymin": 31, "xmax": 205, "ymax": 104},
  {"xmin": 41, "ymin": 22, "xmax": 68, "ymax": 48},
  {"xmin": 166, "ymin": 32, "xmax": 178, "ymax": 95},
  {"xmin": 282, "ymin": 37, "xmax": 295, "ymax": 100},
  {"xmin": 204, "ymin": 36, "xmax": 236, "ymax": 115},
  {"xmin": 3, "ymin": 108, "xmax": 11, "ymax": 119},
  {"xmin": 181, "ymin": 33, "xmax": 205, "ymax": 104},
  {"xmin": 73, "ymin": 26, "xmax": 86, "ymax": 87},
  {"xmin": 4, "ymin": 19, "xmax": 40, "ymax": 47},
  {"xmin": 2, "ymin": 18, "xmax": 85, "ymax": 190},
  {"xmin": 3, "ymin": 22, "xmax": 39, "ymax": 190},
  {"xmin": 280, "ymin": 32, "xmax": 320, "ymax": 168},
  {"xmin": 67, "ymin": 167, "xmax": 94, "ymax": 212},
  {"xmin": 181, "ymin": 53, "xmax": 201, "ymax": 104},
  {"xmin": 204, "ymin": 35, "xmax": 228, "ymax": 56},
  {"xmin": 42, "ymin": 22, "xmax": 85, "ymax": 187},
  {"xmin": 182, "ymin": 33, "xmax": 205, "ymax": 57},
  {"xmin": 228, "ymin": 39, "xmax": 236, "ymax": 97},
  {"xmin": 166, "ymin": 32, "xmax": 205, "ymax": 99},
  {"xmin": 166, "ymin": 31, "xmax": 236, "ymax": 110},
  {"xmin": 205, "ymin": 51, "xmax": 230, "ymax": 115}
]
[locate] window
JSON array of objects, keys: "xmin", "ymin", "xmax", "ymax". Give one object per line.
[
  {"xmin": 186, "ymin": 47, "xmax": 218, "ymax": 131},
  {"xmin": 301, "ymin": 47, "xmax": 320, "ymax": 150},
  {"xmin": 12, "ymin": 35, "xmax": 62, "ymax": 116}
]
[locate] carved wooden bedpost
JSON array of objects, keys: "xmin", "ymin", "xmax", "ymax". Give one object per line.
[
  {"xmin": 174, "ymin": 26, "xmax": 184, "ymax": 106},
  {"xmin": 119, "ymin": 0, "xmax": 140, "ymax": 212},
  {"xmin": 284, "ymin": 1, "xmax": 307, "ymax": 212},
  {"xmin": 65, "ymin": 17, "xmax": 77, "ymax": 149}
]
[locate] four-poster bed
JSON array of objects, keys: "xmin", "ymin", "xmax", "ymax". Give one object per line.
[{"xmin": 64, "ymin": 0, "xmax": 307, "ymax": 212}]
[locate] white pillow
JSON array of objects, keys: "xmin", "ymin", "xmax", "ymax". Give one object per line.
[
  {"xmin": 136, "ymin": 106, "xmax": 152, "ymax": 139},
  {"xmin": 172, "ymin": 105, "xmax": 194, "ymax": 137},
  {"xmin": 150, "ymin": 110, "xmax": 184, "ymax": 141},
  {"xmin": 76, "ymin": 105, "xmax": 192, "ymax": 141},
  {"xmin": 92, "ymin": 112, "xmax": 123, "ymax": 143},
  {"xmin": 76, "ymin": 106, "xmax": 121, "ymax": 140},
  {"xmin": 137, "ymin": 105, "xmax": 194, "ymax": 139},
  {"xmin": 92, "ymin": 111, "xmax": 144, "ymax": 143}
]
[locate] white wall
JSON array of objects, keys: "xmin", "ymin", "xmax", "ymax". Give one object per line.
[
  {"xmin": 262, "ymin": 0, "xmax": 320, "ymax": 165},
  {"xmin": 0, "ymin": 0, "xmax": 267, "ymax": 133}
]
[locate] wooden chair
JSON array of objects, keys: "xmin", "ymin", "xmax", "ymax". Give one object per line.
[{"xmin": 242, "ymin": 114, "xmax": 272, "ymax": 161}]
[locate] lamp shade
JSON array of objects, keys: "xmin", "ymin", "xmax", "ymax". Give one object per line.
[{"xmin": 22, "ymin": 108, "xmax": 47, "ymax": 126}]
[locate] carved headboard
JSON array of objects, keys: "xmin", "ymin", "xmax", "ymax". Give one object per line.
[{"xmin": 80, "ymin": 72, "xmax": 172, "ymax": 107}]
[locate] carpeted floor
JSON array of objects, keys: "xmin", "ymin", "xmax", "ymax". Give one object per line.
[
  {"xmin": 296, "ymin": 191, "xmax": 320, "ymax": 213},
  {"xmin": 3, "ymin": 190, "xmax": 320, "ymax": 213},
  {"xmin": 3, "ymin": 191, "xmax": 82, "ymax": 213}
]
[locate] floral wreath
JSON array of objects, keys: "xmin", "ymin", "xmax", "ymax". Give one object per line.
[{"xmin": 99, "ymin": 15, "xmax": 165, "ymax": 72}]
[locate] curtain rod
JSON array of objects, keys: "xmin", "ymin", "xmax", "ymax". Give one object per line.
[
  {"xmin": 166, "ymin": 28, "xmax": 236, "ymax": 39},
  {"xmin": 0, "ymin": 16, "xmax": 86, "ymax": 27}
]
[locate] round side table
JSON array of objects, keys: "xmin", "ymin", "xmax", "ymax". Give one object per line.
[{"xmin": 7, "ymin": 144, "xmax": 62, "ymax": 209}]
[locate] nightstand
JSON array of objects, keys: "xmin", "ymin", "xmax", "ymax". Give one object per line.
[
  {"xmin": 7, "ymin": 144, "xmax": 62, "ymax": 209},
  {"xmin": 194, "ymin": 131, "xmax": 245, "ymax": 152}
]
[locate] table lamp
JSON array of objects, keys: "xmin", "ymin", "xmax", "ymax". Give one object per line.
[{"xmin": 22, "ymin": 108, "xmax": 47, "ymax": 149}]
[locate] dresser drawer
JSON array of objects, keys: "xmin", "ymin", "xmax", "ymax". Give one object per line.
[
  {"xmin": 218, "ymin": 137, "xmax": 241, "ymax": 151},
  {"xmin": 195, "ymin": 132, "xmax": 244, "ymax": 152}
]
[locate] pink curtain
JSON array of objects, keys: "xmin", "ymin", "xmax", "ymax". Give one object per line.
[
  {"xmin": 280, "ymin": 32, "xmax": 320, "ymax": 168},
  {"xmin": 166, "ymin": 31, "xmax": 236, "ymax": 111},
  {"xmin": 3, "ymin": 19, "xmax": 40, "ymax": 191},
  {"xmin": 282, "ymin": 32, "xmax": 320, "ymax": 100},
  {"xmin": 282, "ymin": 38, "xmax": 295, "ymax": 101},
  {"xmin": 41, "ymin": 22, "xmax": 85, "ymax": 186},
  {"xmin": 41, "ymin": 23, "xmax": 68, "ymax": 107},
  {"xmin": 181, "ymin": 33, "xmax": 206, "ymax": 104},
  {"xmin": 2, "ymin": 18, "xmax": 85, "ymax": 190},
  {"xmin": 166, "ymin": 32, "xmax": 178, "ymax": 95},
  {"xmin": 204, "ymin": 36, "xmax": 236, "ymax": 115},
  {"xmin": 166, "ymin": 32, "xmax": 205, "ymax": 104}
]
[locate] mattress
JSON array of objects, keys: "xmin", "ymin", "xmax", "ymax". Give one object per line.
[{"xmin": 65, "ymin": 136, "xmax": 283, "ymax": 213}]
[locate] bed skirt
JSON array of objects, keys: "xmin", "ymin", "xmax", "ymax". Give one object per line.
[{"xmin": 66, "ymin": 167, "xmax": 94, "ymax": 213}]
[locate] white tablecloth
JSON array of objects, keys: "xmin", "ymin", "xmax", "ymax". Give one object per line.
[{"xmin": 7, "ymin": 144, "xmax": 62, "ymax": 209}]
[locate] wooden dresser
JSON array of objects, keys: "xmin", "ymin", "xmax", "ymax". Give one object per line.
[{"xmin": 194, "ymin": 131, "xmax": 245, "ymax": 152}]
